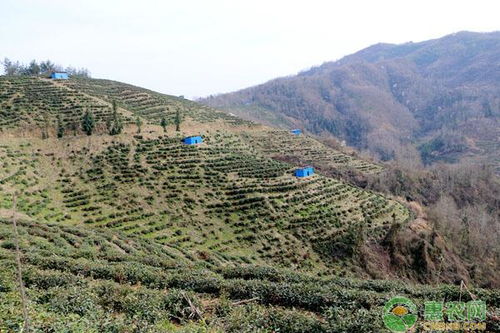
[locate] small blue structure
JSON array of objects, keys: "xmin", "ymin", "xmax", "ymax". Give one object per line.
[
  {"xmin": 295, "ymin": 166, "xmax": 314, "ymax": 178},
  {"xmin": 51, "ymin": 72, "xmax": 69, "ymax": 80},
  {"xmin": 290, "ymin": 129, "xmax": 302, "ymax": 135},
  {"xmin": 183, "ymin": 136, "xmax": 203, "ymax": 145}
]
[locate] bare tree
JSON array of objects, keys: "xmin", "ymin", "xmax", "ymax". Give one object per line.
[{"xmin": 2, "ymin": 58, "xmax": 21, "ymax": 76}]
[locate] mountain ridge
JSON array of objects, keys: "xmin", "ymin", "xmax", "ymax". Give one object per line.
[{"xmin": 200, "ymin": 31, "xmax": 500, "ymax": 171}]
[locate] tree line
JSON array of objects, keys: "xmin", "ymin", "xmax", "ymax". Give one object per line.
[{"xmin": 2, "ymin": 58, "xmax": 90, "ymax": 77}]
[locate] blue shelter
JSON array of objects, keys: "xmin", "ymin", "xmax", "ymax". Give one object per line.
[
  {"xmin": 51, "ymin": 72, "xmax": 69, "ymax": 80},
  {"xmin": 183, "ymin": 136, "xmax": 203, "ymax": 145},
  {"xmin": 295, "ymin": 166, "xmax": 314, "ymax": 178},
  {"xmin": 290, "ymin": 129, "xmax": 302, "ymax": 135}
]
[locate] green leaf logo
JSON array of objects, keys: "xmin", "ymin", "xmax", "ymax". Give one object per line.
[{"xmin": 383, "ymin": 296, "xmax": 418, "ymax": 332}]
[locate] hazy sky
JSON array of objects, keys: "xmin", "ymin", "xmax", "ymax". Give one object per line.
[{"xmin": 1, "ymin": 0, "xmax": 499, "ymax": 98}]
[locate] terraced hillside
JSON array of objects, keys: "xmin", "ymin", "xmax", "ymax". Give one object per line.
[
  {"xmin": 0, "ymin": 76, "xmax": 497, "ymax": 332},
  {"xmin": 243, "ymin": 129, "xmax": 382, "ymax": 174},
  {"xmin": 1, "ymin": 217, "xmax": 499, "ymax": 332},
  {"xmin": 0, "ymin": 76, "xmax": 117, "ymax": 130},
  {"xmin": 62, "ymin": 78, "xmax": 247, "ymax": 125},
  {"xmin": 0, "ymin": 76, "xmax": 249, "ymax": 133},
  {"xmin": 0, "ymin": 131, "xmax": 407, "ymax": 274},
  {"xmin": 0, "ymin": 76, "xmax": 382, "ymax": 175}
]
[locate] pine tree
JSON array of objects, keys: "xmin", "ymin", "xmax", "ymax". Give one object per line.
[
  {"xmin": 160, "ymin": 117, "xmax": 168, "ymax": 133},
  {"xmin": 135, "ymin": 117, "xmax": 143, "ymax": 134},
  {"xmin": 109, "ymin": 100, "xmax": 123, "ymax": 135},
  {"xmin": 82, "ymin": 110, "xmax": 95, "ymax": 136},
  {"xmin": 57, "ymin": 114, "xmax": 64, "ymax": 138},
  {"xmin": 27, "ymin": 60, "xmax": 40, "ymax": 76},
  {"xmin": 175, "ymin": 109, "xmax": 181, "ymax": 132}
]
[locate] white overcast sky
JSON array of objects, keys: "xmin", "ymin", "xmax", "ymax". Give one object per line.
[{"xmin": 1, "ymin": 0, "xmax": 499, "ymax": 98}]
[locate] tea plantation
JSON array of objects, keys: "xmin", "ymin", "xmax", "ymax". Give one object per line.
[
  {"xmin": 0, "ymin": 76, "xmax": 498, "ymax": 332},
  {"xmin": 1, "ymin": 217, "xmax": 499, "ymax": 332},
  {"xmin": 0, "ymin": 132, "xmax": 407, "ymax": 273}
]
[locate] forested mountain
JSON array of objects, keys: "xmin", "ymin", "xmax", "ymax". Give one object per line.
[{"xmin": 201, "ymin": 31, "xmax": 500, "ymax": 170}]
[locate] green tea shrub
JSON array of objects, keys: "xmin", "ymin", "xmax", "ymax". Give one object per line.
[
  {"xmin": 47, "ymin": 286, "xmax": 98, "ymax": 317},
  {"xmin": 324, "ymin": 307, "xmax": 382, "ymax": 333},
  {"xmin": 224, "ymin": 304, "xmax": 325, "ymax": 333}
]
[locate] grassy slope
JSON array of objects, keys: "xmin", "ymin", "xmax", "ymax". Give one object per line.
[{"xmin": 0, "ymin": 76, "xmax": 498, "ymax": 332}]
